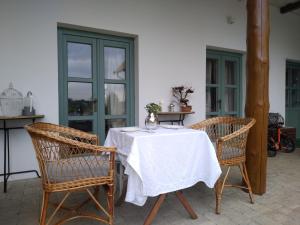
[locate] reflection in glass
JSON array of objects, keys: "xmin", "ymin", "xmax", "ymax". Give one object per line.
[
  {"xmin": 69, "ymin": 120, "xmax": 93, "ymax": 132},
  {"xmin": 224, "ymin": 88, "xmax": 236, "ymax": 112},
  {"xmin": 225, "ymin": 60, "xmax": 236, "ymax": 85},
  {"xmin": 292, "ymin": 69, "xmax": 300, "ymax": 88},
  {"xmin": 67, "ymin": 42, "xmax": 92, "ymax": 78},
  {"xmin": 291, "ymin": 90, "xmax": 300, "ymax": 107},
  {"xmin": 206, "ymin": 59, "xmax": 218, "ymax": 84},
  {"xmin": 286, "ymin": 68, "xmax": 292, "ymax": 87},
  {"xmin": 226, "ymin": 114, "xmax": 237, "ymax": 117},
  {"xmin": 104, "ymin": 47, "xmax": 126, "ymax": 80},
  {"xmin": 68, "ymin": 82, "xmax": 93, "ymax": 116},
  {"xmin": 206, "ymin": 87, "xmax": 218, "ymax": 112},
  {"xmin": 286, "ymin": 89, "xmax": 289, "ymax": 107},
  {"xmin": 206, "ymin": 115, "xmax": 217, "ymax": 118},
  {"xmin": 105, "ymin": 119, "xmax": 126, "ymax": 135},
  {"xmin": 105, "ymin": 84, "xmax": 125, "ymax": 115}
]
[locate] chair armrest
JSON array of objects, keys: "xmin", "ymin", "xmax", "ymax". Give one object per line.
[
  {"xmin": 215, "ymin": 124, "xmax": 254, "ymax": 161},
  {"xmin": 61, "ymin": 129, "xmax": 99, "ymax": 145},
  {"xmin": 26, "ymin": 122, "xmax": 99, "ymax": 144},
  {"xmin": 56, "ymin": 135, "xmax": 116, "ymax": 153}
]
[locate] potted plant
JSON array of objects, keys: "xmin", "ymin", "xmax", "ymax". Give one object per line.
[
  {"xmin": 144, "ymin": 103, "xmax": 161, "ymax": 130},
  {"xmin": 172, "ymin": 86, "xmax": 194, "ymax": 112},
  {"xmin": 145, "ymin": 102, "xmax": 162, "ymax": 115}
]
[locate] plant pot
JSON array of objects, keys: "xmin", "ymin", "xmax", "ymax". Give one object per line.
[
  {"xmin": 145, "ymin": 113, "xmax": 159, "ymax": 130},
  {"xmin": 180, "ymin": 105, "xmax": 192, "ymax": 112}
]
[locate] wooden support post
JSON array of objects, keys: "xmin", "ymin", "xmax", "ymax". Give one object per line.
[{"xmin": 245, "ymin": 0, "xmax": 270, "ymax": 195}]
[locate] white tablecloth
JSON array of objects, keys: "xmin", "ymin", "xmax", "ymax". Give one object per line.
[{"xmin": 104, "ymin": 127, "xmax": 221, "ymax": 206}]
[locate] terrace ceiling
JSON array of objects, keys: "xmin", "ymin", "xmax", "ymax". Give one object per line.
[{"xmin": 270, "ymin": 0, "xmax": 300, "ymax": 15}]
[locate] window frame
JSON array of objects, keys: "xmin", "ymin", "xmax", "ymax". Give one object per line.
[
  {"xmin": 206, "ymin": 49, "xmax": 242, "ymax": 118},
  {"xmin": 58, "ymin": 28, "xmax": 135, "ymax": 143}
]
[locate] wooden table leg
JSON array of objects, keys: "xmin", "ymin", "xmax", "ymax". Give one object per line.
[
  {"xmin": 143, "ymin": 194, "xmax": 166, "ymax": 225},
  {"xmin": 175, "ymin": 191, "xmax": 198, "ymax": 219}
]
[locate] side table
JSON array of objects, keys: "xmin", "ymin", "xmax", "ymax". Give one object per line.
[
  {"xmin": 0, "ymin": 115, "xmax": 44, "ymax": 192},
  {"xmin": 157, "ymin": 111, "xmax": 195, "ymax": 125}
]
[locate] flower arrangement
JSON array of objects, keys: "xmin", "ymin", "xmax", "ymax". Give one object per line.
[
  {"xmin": 145, "ymin": 102, "xmax": 162, "ymax": 115},
  {"xmin": 172, "ymin": 86, "xmax": 194, "ymax": 107}
]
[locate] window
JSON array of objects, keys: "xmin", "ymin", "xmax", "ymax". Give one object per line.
[{"xmin": 206, "ymin": 50, "xmax": 242, "ymax": 118}]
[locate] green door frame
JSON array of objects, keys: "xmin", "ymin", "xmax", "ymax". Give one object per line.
[
  {"xmin": 206, "ymin": 50, "xmax": 242, "ymax": 118},
  {"xmin": 58, "ymin": 28, "xmax": 135, "ymax": 143}
]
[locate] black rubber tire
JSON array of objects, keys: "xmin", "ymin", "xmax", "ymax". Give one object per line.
[
  {"xmin": 267, "ymin": 138, "xmax": 277, "ymax": 157},
  {"xmin": 268, "ymin": 150, "xmax": 277, "ymax": 157},
  {"xmin": 281, "ymin": 136, "xmax": 295, "ymax": 153}
]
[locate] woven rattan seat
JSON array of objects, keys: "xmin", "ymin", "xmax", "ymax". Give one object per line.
[
  {"xmin": 26, "ymin": 122, "xmax": 116, "ymax": 225},
  {"xmin": 45, "ymin": 155, "xmax": 109, "ymax": 183},
  {"xmin": 190, "ymin": 116, "xmax": 255, "ymax": 214}
]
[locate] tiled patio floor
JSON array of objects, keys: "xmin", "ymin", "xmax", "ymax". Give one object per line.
[{"xmin": 1, "ymin": 150, "xmax": 300, "ymax": 225}]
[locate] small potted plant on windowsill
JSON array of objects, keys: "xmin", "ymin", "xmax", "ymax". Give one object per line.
[{"xmin": 172, "ymin": 86, "xmax": 194, "ymax": 112}]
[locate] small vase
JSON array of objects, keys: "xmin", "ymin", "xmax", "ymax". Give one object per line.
[
  {"xmin": 145, "ymin": 113, "xmax": 159, "ymax": 130},
  {"xmin": 180, "ymin": 105, "xmax": 192, "ymax": 112}
]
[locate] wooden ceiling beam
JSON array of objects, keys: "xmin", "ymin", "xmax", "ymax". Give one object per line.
[{"xmin": 280, "ymin": 1, "xmax": 300, "ymax": 14}]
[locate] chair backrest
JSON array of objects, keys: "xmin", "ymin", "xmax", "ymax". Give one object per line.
[
  {"xmin": 190, "ymin": 117, "xmax": 254, "ymax": 140},
  {"xmin": 190, "ymin": 117, "xmax": 256, "ymax": 163},
  {"xmin": 25, "ymin": 122, "xmax": 115, "ymax": 190}
]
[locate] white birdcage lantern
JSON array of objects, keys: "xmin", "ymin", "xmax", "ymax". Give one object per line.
[{"xmin": 0, "ymin": 82, "xmax": 23, "ymax": 117}]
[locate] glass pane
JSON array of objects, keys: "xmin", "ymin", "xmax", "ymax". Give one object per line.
[
  {"xmin": 291, "ymin": 90, "xmax": 300, "ymax": 107},
  {"xmin": 224, "ymin": 88, "xmax": 236, "ymax": 112},
  {"xmin": 206, "ymin": 115, "xmax": 217, "ymax": 118},
  {"xmin": 104, "ymin": 47, "xmax": 126, "ymax": 80},
  {"xmin": 225, "ymin": 60, "xmax": 236, "ymax": 85},
  {"xmin": 206, "ymin": 59, "xmax": 218, "ymax": 84},
  {"xmin": 292, "ymin": 68, "xmax": 300, "ymax": 88},
  {"xmin": 286, "ymin": 89, "xmax": 289, "ymax": 107},
  {"xmin": 227, "ymin": 114, "xmax": 237, "ymax": 117},
  {"xmin": 105, "ymin": 119, "xmax": 126, "ymax": 135},
  {"xmin": 286, "ymin": 68, "xmax": 292, "ymax": 87},
  {"xmin": 68, "ymin": 82, "xmax": 93, "ymax": 116},
  {"xmin": 105, "ymin": 84, "xmax": 125, "ymax": 115},
  {"xmin": 206, "ymin": 87, "xmax": 218, "ymax": 113},
  {"xmin": 67, "ymin": 42, "xmax": 92, "ymax": 78},
  {"xmin": 69, "ymin": 120, "xmax": 93, "ymax": 132}
]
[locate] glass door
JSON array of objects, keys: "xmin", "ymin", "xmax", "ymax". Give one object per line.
[
  {"xmin": 223, "ymin": 56, "xmax": 240, "ymax": 116},
  {"xmin": 206, "ymin": 54, "xmax": 221, "ymax": 117},
  {"xmin": 102, "ymin": 40, "xmax": 132, "ymax": 137},
  {"xmin": 58, "ymin": 29, "xmax": 134, "ymax": 143},
  {"xmin": 61, "ymin": 35, "xmax": 98, "ymax": 133},
  {"xmin": 206, "ymin": 50, "xmax": 241, "ymax": 118},
  {"xmin": 286, "ymin": 61, "xmax": 300, "ymax": 146}
]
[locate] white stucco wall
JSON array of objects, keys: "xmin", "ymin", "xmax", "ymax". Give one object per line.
[
  {"xmin": 269, "ymin": 7, "xmax": 300, "ymax": 114},
  {"xmin": 0, "ymin": 0, "xmax": 299, "ymax": 180}
]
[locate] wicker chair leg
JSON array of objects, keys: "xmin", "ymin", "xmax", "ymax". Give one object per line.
[
  {"xmin": 93, "ymin": 186, "xmax": 100, "ymax": 210},
  {"xmin": 215, "ymin": 166, "xmax": 231, "ymax": 214},
  {"xmin": 214, "ymin": 179, "xmax": 221, "ymax": 214},
  {"xmin": 241, "ymin": 163, "xmax": 254, "ymax": 203},
  {"xmin": 40, "ymin": 191, "xmax": 49, "ymax": 225},
  {"xmin": 108, "ymin": 183, "xmax": 114, "ymax": 225}
]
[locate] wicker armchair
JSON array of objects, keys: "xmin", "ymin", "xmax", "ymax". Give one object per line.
[
  {"xmin": 190, "ymin": 117, "xmax": 256, "ymax": 214},
  {"xmin": 25, "ymin": 122, "xmax": 116, "ymax": 225}
]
